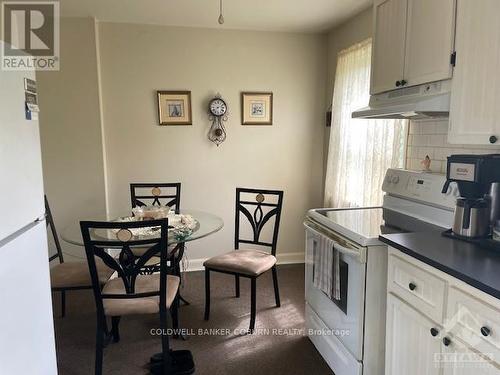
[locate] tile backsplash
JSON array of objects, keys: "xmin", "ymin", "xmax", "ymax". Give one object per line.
[{"xmin": 406, "ymin": 119, "xmax": 500, "ymax": 174}]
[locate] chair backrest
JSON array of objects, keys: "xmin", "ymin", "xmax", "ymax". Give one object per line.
[
  {"xmin": 80, "ymin": 219, "xmax": 170, "ymax": 314},
  {"xmin": 235, "ymin": 188, "xmax": 284, "ymax": 256},
  {"xmin": 130, "ymin": 183, "xmax": 181, "ymax": 213},
  {"xmin": 45, "ymin": 196, "xmax": 64, "ymax": 264}
]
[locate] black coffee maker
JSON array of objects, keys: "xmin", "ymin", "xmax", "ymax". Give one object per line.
[{"xmin": 442, "ymin": 154, "xmax": 500, "ymax": 238}]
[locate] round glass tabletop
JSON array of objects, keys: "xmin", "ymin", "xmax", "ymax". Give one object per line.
[{"xmin": 61, "ymin": 209, "xmax": 224, "ymax": 247}]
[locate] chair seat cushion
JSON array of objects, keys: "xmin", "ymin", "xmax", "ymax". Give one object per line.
[
  {"xmin": 203, "ymin": 249, "xmax": 277, "ymax": 276},
  {"xmin": 101, "ymin": 274, "xmax": 180, "ymax": 317},
  {"xmin": 50, "ymin": 259, "xmax": 113, "ymax": 289}
]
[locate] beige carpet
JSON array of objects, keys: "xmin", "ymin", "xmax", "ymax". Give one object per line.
[{"xmin": 53, "ymin": 264, "xmax": 334, "ymax": 375}]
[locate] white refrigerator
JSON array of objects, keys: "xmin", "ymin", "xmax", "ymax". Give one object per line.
[{"xmin": 0, "ymin": 43, "xmax": 58, "ymax": 374}]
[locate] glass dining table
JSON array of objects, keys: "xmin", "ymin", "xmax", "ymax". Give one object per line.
[
  {"xmin": 60, "ymin": 208, "xmax": 223, "ymax": 374},
  {"xmin": 61, "ymin": 209, "xmax": 224, "ymax": 247}
]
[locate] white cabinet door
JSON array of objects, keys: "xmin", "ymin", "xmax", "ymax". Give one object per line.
[
  {"xmin": 404, "ymin": 0, "xmax": 456, "ymax": 87},
  {"xmin": 442, "ymin": 338, "xmax": 500, "ymax": 375},
  {"xmin": 386, "ymin": 293, "xmax": 442, "ymax": 375},
  {"xmin": 371, "ymin": 0, "xmax": 408, "ymax": 94},
  {"xmin": 448, "ymin": 0, "xmax": 500, "ymax": 145}
]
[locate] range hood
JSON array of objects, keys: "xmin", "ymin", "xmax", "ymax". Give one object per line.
[{"xmin": 352, "ymin": 80, "xmax": 451, "ymax": 120}]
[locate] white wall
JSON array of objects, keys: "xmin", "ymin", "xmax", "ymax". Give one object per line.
[
  {"xmin": 38, "ymin": 18, "xmax": 107, "ymax": 261},
  {"xmin": 95, "ymin": 23, "xmax": 327, "ymax": 265},
  {"xmin": 325, "ymin": 7, "xmax": 373, "ymax": 104}
]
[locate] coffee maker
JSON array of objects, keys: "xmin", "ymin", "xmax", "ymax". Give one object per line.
[{"xmin": 442, "ymin": 154, "xmax": 500, "ymax": 239}]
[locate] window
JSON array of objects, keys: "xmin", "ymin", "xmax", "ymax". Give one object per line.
[{"xmin": 324, "ymin": 39, "xmax": 407, "ymax": 208}]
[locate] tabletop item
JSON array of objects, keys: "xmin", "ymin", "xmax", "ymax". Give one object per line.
[
  {"xmin": 442, "ymin": 154, "xmax": 500, "ymax": 239},
  {"xmin": 118, "ymin": 209, "xmax": 197, "ymax": 240},
  {"xmin": 131, "ymin": 205, "xmax": 171, "ymax": 220},
  {"xmin": 62, "ymin": 209, "xmax": 223, "ymax": 248}
]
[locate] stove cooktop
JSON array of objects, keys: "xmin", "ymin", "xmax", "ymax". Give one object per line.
[
  {"xmin": 308, "ymin": 206, "xmax": 444, "ymax": 247},
  {"xmin": 308, "ymin": 207, "xmax": 388, "ymax": 246},
  {"xmin": 317, "ymin": 207, "xmax": 385, "ymax": 237}
]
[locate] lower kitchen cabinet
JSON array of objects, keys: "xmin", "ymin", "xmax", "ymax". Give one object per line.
[
  {"xmin": 386, "ymin": 293, "xmax": 442, "ymax": 375},
  {"xmin": 386, "ymin": 248, "xmax": 500, "ymax": 375},
  {"xmin": 442, "ymin": 338, "xmax": 500, "ymax": 375}
]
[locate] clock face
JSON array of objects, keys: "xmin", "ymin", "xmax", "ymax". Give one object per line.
[{"xmin": 209, "ymin": 98, "xmax": 227, "ymax": 116}]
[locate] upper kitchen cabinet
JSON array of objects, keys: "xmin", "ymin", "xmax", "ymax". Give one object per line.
[
  {"xmin": 371, "ymin": 0, "xmax": 407, "ymax": 95},
  {"xmin": 448, "ymin": 0, "xmax": 500, "ymax": 145},
  {"xmin": 371, "ymin": 0, "xmax": 456, "ymax": 95},
  {"xmin": 404, "ymin": 0, "xmax": 455, "ymax": 87}
]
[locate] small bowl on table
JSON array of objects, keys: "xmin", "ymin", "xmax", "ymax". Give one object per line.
[{"xmin": 132, "ymin": 206, "xmax": 172, "ymax": 221}]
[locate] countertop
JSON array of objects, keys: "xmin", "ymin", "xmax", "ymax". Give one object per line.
[{"xmin": 379, "ymin": 231, "xmax": 500, "ymax": 300}]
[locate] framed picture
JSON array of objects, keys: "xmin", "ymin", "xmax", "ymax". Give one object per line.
[
  {"xmin": 241, "ymin": 92, "xmax": 273, "ymax": 125},
  {"xmin": 157, "ymin": 91, "xmax": 192, "ymax": 125}
]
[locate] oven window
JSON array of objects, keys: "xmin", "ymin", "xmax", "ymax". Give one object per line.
[
  {"xmin": 337, "ymin": 261, "xmax": 348, "ymax": 314},
  {"xmin": 312, "ymin": 246, "xmax": 349, "ymax": 315}
]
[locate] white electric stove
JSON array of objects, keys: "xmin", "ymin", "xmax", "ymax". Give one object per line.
[{"xmin": 304, "ymin": 169, "xmax": 458, "ymax": 375}]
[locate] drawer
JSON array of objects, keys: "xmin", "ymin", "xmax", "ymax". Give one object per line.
[
  {"xmin": 388, "ymin": 254, "xmax": 447, "ymax": 323},
  {"xmin": 305, "ymin": 304, "xmax": 362, "ymax": 375},
  {"xmin": 446, "ymin": 286, "xmax": 500, "ymax": 366}
]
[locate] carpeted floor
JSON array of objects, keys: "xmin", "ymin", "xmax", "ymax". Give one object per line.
[{"xmin": 53, "ymin": 264, "xmax": 333, "ymax": 375}]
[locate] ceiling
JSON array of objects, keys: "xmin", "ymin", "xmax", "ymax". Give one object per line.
[{"xmin": 59, "ymin": 0, "xmax": 372, "ymax": 33}]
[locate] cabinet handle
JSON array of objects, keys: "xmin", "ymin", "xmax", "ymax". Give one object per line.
[
  {"xmin": 401, "ymin": 79, "xmax": 407, "ymax": 86},
  {"xmin": 408, "ymin": 282, "xmax": 417, "ymax": 291},
  {"xmin": 443, "ymin": 337, "xmax": 451, "ymax": 346},
  {"xmin": 490, "ymin": 136, "xmax": 498, "ymax": 144},
  {"xmin": 430, "ymin": 328, "xmax": 439, "ymax": 337},
  {"xmin": 481, "ymin": 326, "xmax": 491, "ymax": 337},
  {"xmin": 395, "ymin": 80, "xmax": 401, "ymax": 87}
]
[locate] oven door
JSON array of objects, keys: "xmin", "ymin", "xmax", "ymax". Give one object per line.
[{"xmin": 304, "ymin": 220, "xmax": 367, "ymax": 361}]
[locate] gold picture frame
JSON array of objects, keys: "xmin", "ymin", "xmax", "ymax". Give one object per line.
[
  {"xmin": 157, "ymin": 91, "xmax": 192, "ymax": 125},
  {"xmin": 241, "ymin": 92, "xmax": 273, "ymax": 125}
]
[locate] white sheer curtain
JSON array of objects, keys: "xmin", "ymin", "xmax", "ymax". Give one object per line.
[{"xmin": 324, "ymin": 39, "xmax": 408, "ymax": 208}]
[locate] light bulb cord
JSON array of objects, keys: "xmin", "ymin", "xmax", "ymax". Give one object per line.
[{"xmin": 218, "ymin": 0, "xmax": 224, "ymax": 24}]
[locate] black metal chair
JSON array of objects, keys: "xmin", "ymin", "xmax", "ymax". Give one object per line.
[
  {"xmin": 80, "ymin": 219, "xmax": 183, "ymax": 375},
  {"xmin": 130, "ymin": 183, "xmax": 188, "ymax": 301},
  {"xmin": 46, "ymin": 196, "xmax": 114, "ymax": 317},
  {"xmin": 203, "ymin": 188, "xmax": 284, "ymax": 333},
  {"xmin": 130, "ymin": 183, "xmax": 181, "ymax": 212},
  {"xmin": 129, "ymin": 183, "xmax": 182, "ymax": 262}
]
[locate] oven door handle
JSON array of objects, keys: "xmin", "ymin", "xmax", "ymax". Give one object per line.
[{"xmin": 304, "ymin": 222, "xmax": 367, "ymax": 263}]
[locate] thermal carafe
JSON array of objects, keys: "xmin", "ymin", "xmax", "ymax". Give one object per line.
[{"xmin": 452, "ymin": 198, "xmax": 490, "ymax": 238}]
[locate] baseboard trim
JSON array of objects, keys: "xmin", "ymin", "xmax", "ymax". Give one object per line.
[{"xmin": 184, "ymin": 252, "xmax": 305, "ymax": 272}]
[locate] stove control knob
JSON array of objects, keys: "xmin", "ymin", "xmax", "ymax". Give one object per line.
[{"xmin": 391, "ymin": 176, "xmax": 400, "ymax": 184}]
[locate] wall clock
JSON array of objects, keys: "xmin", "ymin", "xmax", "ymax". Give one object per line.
[{"xmin": 208, "ymin": 94, "xmax": 228, "ymax": 146}]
